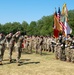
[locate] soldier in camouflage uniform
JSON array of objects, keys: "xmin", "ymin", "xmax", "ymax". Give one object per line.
[
  {"xmin": 43, "ymin": 36, "xmax": 47, "ymax": 51},
  {"xmin": 39, "ymin": 36, "xmax": 44, "ymax": 55},
  {"xmin": 14, "ymin": 31, "xmax": 24, "ymax": 65},
  {"xmin": 60, "ymin": 35, "xmax": 66, "ymax": 61},
  {"xmin": 55, "ymin": 35, "xmax": 66, "ymax": 61},
  {"xmin": 9, "ymin": 35, "xmax": 15, "ymax": 63},
  {"xmin": 25, "ymin": 36, "xmax": 31, "ymax": 53},
  {"xmin": 51, "ymin": 36, "xmax": 56, "ymax": 53},
  {"xmin": 32, "ymin": 36, "xmax": 39, "ymax": 54},
  {"xmin": 65, "ymin": 35, "xmax": 72, "ymax": 62},
  {"xmin": 55, "ymin": 39, "xmax": 61, "ymax": 59},
  {"xmin": 70, "ymin": 36, "xmax": 74, "ymax": 63},
  {"xmin": 46, "ymin": 36, "xmax": 52, "ymax": 52},
  {"xmin": 31, "ymin": 36, "xmax": 35, "ymax": 51},
  {"xmin": 0, "ymin": 33, "xmax": 6, "ymax": 65},
  {"xmin": 29, "ymin": 36, "xmax": 32, "ymax": 53}
]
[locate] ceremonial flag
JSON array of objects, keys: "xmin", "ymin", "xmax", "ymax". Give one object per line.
[
  {"xmin": 61, "ymin": 3, "xmax": 68, "ymax": 22},
  {"xmin": 53, "ymin": 8, "xmax": 62, "ymax": 38},
  {"xmin": 57, "ymin": 7, "xmax": 61, "ymax": 21},
  {"xmin": 53, "ymin": 8, "xmax": 59, "ymax": 38},
  {"xmin": 64, "ymin": 21, "xmax": 72, "ymax": 36},
  {"xmin": 61, "ymin": 3, "xmax": 72, "ymax": 36}
]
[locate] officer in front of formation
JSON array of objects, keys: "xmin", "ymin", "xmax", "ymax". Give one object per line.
[
  {"xmin": 14, "ymin": 31, "xmax": 24, "ymax": 66},
  {"xmin": 0, "ymin": 32, "xmax": 6, "ymax": 65}
]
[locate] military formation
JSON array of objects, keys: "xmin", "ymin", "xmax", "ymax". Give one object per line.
[
  {"xmin": 55, "ymin": 34, "xmax": 74, "ymax": 63},
  {"xmin": 0, "ymin": 31, "xmax": 74, "ymax": 66},
  {"xmin": 0, "ymin": 31, "xmax": 24, "ymax": 65}
]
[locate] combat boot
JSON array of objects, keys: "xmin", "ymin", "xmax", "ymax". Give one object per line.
[
  {"xmin": 0, "ymin": 61, "xmax": 3, "ymax": 65},
  {"xmin": 9, "ymin": 59, "xmax": 13, "ymax": 63},
  {"xmin": 17, "ymin": 63, "xmax": 21, "ymax": 66}
]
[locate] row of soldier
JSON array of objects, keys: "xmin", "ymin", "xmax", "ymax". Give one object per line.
[
  {"xmin": 0, "ymin": 31, "xmax": 56, "ymax": 65},
  {"xmin": 0, "ymin": 31, "xmax": 24, "ymax": 65},
  {"xmin": 55, "ymin": 34, "xmax": 74, "ymax": 63},
  {"xmin": 0, "ymin": 31, "xmax": 74, "ymax": 65}
]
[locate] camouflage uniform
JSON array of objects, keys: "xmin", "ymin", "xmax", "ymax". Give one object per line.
[
  {"xmin": 51, "ymin": 37, "xmax": 56, "ymax": 53},
  {"xmin": 65, "ymin": 36, "xmax": 72, "ymax": 62},
  {"xmin": 9, "ymin": 37, "xmax": 15, "ymax": 62},
  {"xmin": 16, "ymin": 35, "xmax": 23, "ymax": 63},
  {"xmin": 31, "ymin": 36, "xmax": 35, "ymax": 51},
  {"xmin": 60, "ymin": 37, "xmax": 66, "ymax": 61},
  {"xmin": 55, "ymin": 43, "xmax": 61, "ymax": 59},
  {"xmin": 43, "ymin": 37, "xmax": 47, "ymax": 51},
  {"xmin": 27, "ymin": 37, "xmax": 32, "ymax": 53},
  {"xmin": 71, "ymin": 48, "xmax": 74, "ymax": 63},
  {"xmin": 70, "ymin": 37, "xmax": 74, "ymax": 63},
  {"xmin": 13, "ymin": 31, "xmax": 23, "ymax": 65},
  {"xmin": 25, "ymin": 37, "xmax": 30, "ymax": 53},
  {"xmin": 46, "ymin": 37, "xmax": 52, "ymax": 52},
  {"xmin": 0, "ymin": 34, "xmax": 6, "ymax": 65},
  {"xmin": 39, "ymin": 36, "xmax": 44, "ymax": 55}
]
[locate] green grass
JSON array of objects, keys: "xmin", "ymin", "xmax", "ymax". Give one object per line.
[{"xmin": 0, "ymin": 50, "xmax": 74, "ymax": 75}]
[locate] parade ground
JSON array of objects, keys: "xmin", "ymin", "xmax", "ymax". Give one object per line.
[{"xmin": 0, "ymin": 50, "xmax": 74, "ymax": 75}]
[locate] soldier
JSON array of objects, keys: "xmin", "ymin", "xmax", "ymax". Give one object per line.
[
  {"xmin": 55, "ymin": 43, "xmax": 61, "ymax": 60},
  {"xmin": 31, "ymin": 36, "xmax": 35, "ymax": 51},
  {"xmin": 0, "ymin": 33, "xmax": 6, "ymax": 65},
  {"xmin": 35, "ymin": 36, "xmax": 40, "ymax": 54},
  {"xmin": 70, "ymin": 36, "xmax": 74, "ymax": 63},
  {"xmin": 60, "ymin": 35, "xmax": 66, "ymax": 61},
  {"xmin": 65, "ymin": 46, "xmax": 71, "ymax": 62},
  {"xmin": 9, "ymin": 35, "xmax": 15, "ymax": 63},
  {"xmin": 14, "ymin": 31, "xmax": 24, "ymax": 66},
  {"xmin": 51, "ymin": 36, "xmax": 56, "ymax": 53},
  {"xmin": 65, "ymin": 35, "xmax": 72, "ymax": 62},
  {"xmin": 46, "ymin": 36, "xmax": 52, "ymax": 52},
  {"xmin": 43, "ymin": 36, "xmax": 47, "ymax": 51},
  {"xmin": 25, "ymin": 36, "xmax": 30, "ymax": 53},
  {"xmin": 39, "ymin": 36, "xmax": 44, "ymax": 55},
  {"xmin": 28, "ymin": 36, "xmax": 32, "ymax": 53}
]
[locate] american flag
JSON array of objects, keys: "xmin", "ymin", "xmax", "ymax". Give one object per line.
[
  {"xmin": 59, "ymin": 21, "xmax": 67, "ymax": 30},
  {"xmin": 57, "ymin": 7, "xmax": 61, "ymax": 22}
]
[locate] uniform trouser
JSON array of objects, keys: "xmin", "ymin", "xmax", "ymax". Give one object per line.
[
  {"xmin": 0, "ymin": 45, "xmax": 5, "ymax": 62},
  {"xmin": 71, "ymin": 49, "xmax": 74, "ymax": 62},
  {"xmin": 47, "ymin": 44, "xmax": 51, "ymax": 52},
  {"xmin": 43, "ymin": 44, "xmax": 47, "ymax": 50},
  {"xmin": 51, "ymin": 45, "xmax": 55, "ymax": 53},
  {"xmin": 29, "ymin": 45, "xmax": 32, "ymax": 53},
  {"xmin": 16, "ymin": 47, "xmax": 22, "ymax": 63},
  {"xmin": 59, "ymin": 48, "xmax": 66, "ymax": 61},
  {"xmin": 39, "ymin": 45, "xmax": 43, "ymax": 55},
  {"xmin": 25, "ymin": 44, "xmax": 29, "ymax": 52},
  {"xmin": 9, "ymin": 46, "xmax": 14, "ymax": 60},
  {"xmin": 35, "ymin": 44, "xmax": 39, "ymax": 53}
]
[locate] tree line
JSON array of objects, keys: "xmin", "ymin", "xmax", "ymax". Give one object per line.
[{"xmin": 0, "ymin": 10, "xmax": 74, "ymax": 36}]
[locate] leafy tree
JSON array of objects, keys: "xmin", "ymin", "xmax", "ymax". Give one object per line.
[{"xmin": 0, "ymin": 10, "xmax": 74, "ymax": 36}]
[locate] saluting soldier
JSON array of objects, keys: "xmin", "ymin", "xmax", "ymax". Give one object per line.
[
  {"xmin": 14, "ymin": 31, "xmax": 24, "ymax": 65},
  {"xmin": 9, "ymin": 35, "xmax": 15, "ymax": 63},
  {"xmin": 0, "ymin": 33, "xmax": 6, "ymax": 65}
]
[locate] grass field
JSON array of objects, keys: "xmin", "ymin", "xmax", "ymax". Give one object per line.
[{"xmin": 0, "ymin": 50, "xmax": 74, "ymax": 75}]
